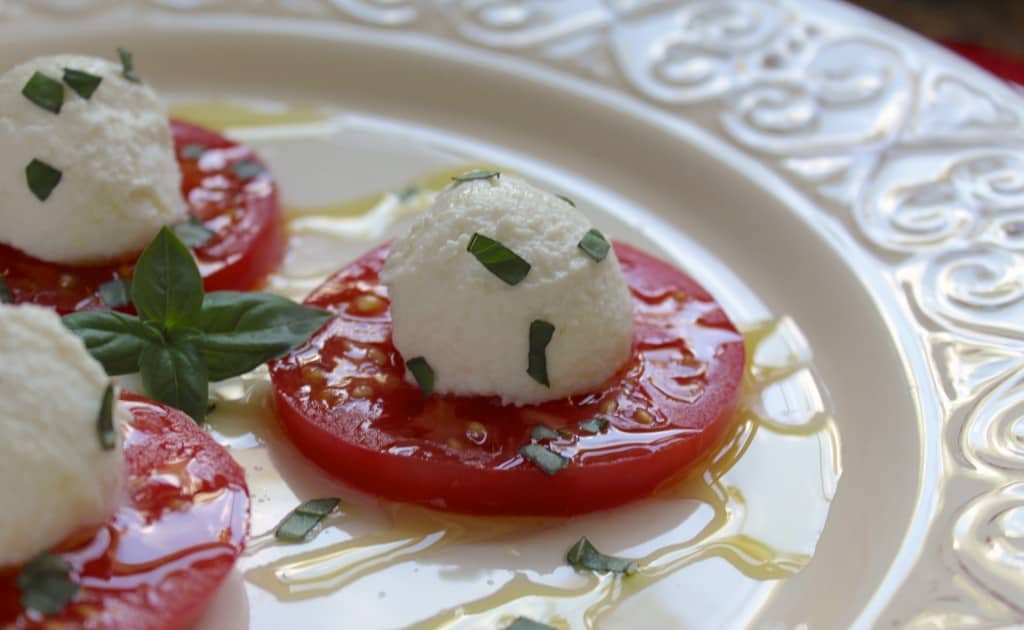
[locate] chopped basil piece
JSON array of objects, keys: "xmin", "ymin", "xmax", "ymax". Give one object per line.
[
  {"xmin": 578, "ymin": 228, "xmax": 610, "ymax": 262},
  {"xmin": 16, "ymin": 552, "xmax": 78, "ymax": 616},
  {"xmin": 98, "ymin": 276, "xmax": 132, "ymax": 308},
  {"xmin": 117, "ymin": 47, "xmax": 141, "ymax": 83},
  {"xmin": 507, "ymin": 618, "xmax": 555, "ymax": 630},
  {"xmin": 22, "ymin": 72, "xmax": 64, "ymax": 114},
  {"xmin": 406, "ymin": 356, "xmax": 434, "ymax": 398},
  {"xmin": 566, "ymin": 537, "xmax": 638, "ymax": 575},
  {"xmin": 519, "ymin": 443, "xmax": 569, "ymax": 476},
  {"xmin": 466, "ymin": 233, "xmax": 531, "ymax": 286},
  {"xmin": 396, "ymin": 185, "xmax": 419, "ymax": 202},
  {"xmin": 232, "ymin": 160, "xmax": 264, "ymax": 181},
  {"xmin": 527, "ymin": 319, "xmax": 555, "ymax": 387},
  {"xmin": 181, "ymin": 143, "xmax": 206, "ymax": 160},
  {"xmin": 452, "ymin": 169, "xmax": 500, "ymax": 184},
  {"xmin": 275, "ymin": 497, "xmax": 341, "ymax": 542},
  {"xmin": 555, "ymin": 194, "xmax": 576, "ymax": 207},
  {"xmin": 62, "ymin": 68, "xmax": 102, "ymax": 99},
  {"xmin": 172, "ymin": 215, "xmax": 214, "ymax": 248},
  {"xmin": 578, "ymin": 417, "xmax": 609, "ymax": 434},
  {"xmin": 97, "ymin": 383, "xmax": 116, "ymax": 450},
  {"xmin": 0, "ymin": 277, "xmax": 11, "ymax": 304},
  {"xmin": 25, "ymin": 159, "xmax": 62, "ymax": 201},
  {"xmin": 530, "ymin": 424, "xmax": 560, "ymax": 442}
]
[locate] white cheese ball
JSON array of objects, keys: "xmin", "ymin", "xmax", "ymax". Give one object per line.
[
  {"xmin": 0, "ymin": 54, "xmax": 186, "ymax": 264},
  {"xmin": 382, "ymin": 174, "xmax": 634, "ymax": 406},
  {"xmin": 0, "ymin": 304, "xmax": 125, "ymax": 567}
]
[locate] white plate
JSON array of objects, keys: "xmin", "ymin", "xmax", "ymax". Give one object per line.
[{"xmin": 3, "ymin": 1, "xmax": 1023, "ymax": 628}]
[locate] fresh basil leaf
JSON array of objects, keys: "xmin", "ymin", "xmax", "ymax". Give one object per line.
[
  {"xmin": 531, "ymin": 424, "xmax": 559, "ymax": 442},
  {"xmin": 519, "ymin": 443, "xmax": 569, "ymax": 476},
  {"xmin": 452, "ymin": 169, "xmax": 500, "ymax": 184},
  {"xmin": 22, "ymin": 72, "xmax": 64, "ymax": 114},
  {"xmin": 555, "ymin": 194, "xmax": 576, "ymax": 207},
  {"xmin": 62, "ymin": 68, "xmax": 102, "ymax": 99},
  {"xmin": 566, "ymin": 537, "xmax": 638, "ymax": 575},
  {"xmin": 527, "ymin": 319, "xmax": 555, "ymax": 387},
  {"xmin": 139, "ymin": 339, "xmax": 209, "ymax": 422},
  {"xmin": 466, "ymin": 233, "xmax": 531, "ymax": 286},
  {"xmin": 62, "ymin": 310, "xmax": 160, "ymax": 375},
  {"xmin": 275, "ymin": 497, "xmax": 340, "ymax": 542},
  {"xmin": 405, "ymin": 357, "xmax": 434, "ymax": 398},
  {"xmin": 26, "ymin": 159, "xmax": 62, "ymax": 202},
  {"xmin": 172, "ymin": 215, "xmax": 214, "ymax": 248},
  {"xmin": 194, "ymin": 291, "xmax": 332, "ymax": 381},
  {"xmin": 117, "ymin": 47, "xmax": 141, "ymax": 83},
  {"xmin": 578, "ymin": 228, "xmax": 610, "ymax": 262},
  {"xmin": 0, "ymin": 277, "xmax": 12, "ymax": 303},
  {"xmin": 98, "ymin": 276, "xmax": 132, "ymax": 308},
  {"xmin": 132, "ymin": 227, "xmax": 203, "ymax": 329},
  {"xmin": 97, "ymin": 383, "xmax": 116, "ymax": 450},
  {"xmin": 17, "ymin": 552, "xmax": 78, "ymax": 616},
  {"xmin": 232, "ymin": 160, "xmax": 264, "ymax": 181},
  {"xmin": 181, "ymin": 143, "xmax": 206, "ymax": 160},
  {"xmin": 507, "ymin": 618, "xmax": 555, "ymax": 630},
  {"xmin": 578, "ymin": 417, "xmax": 609, "ymax": 434}
]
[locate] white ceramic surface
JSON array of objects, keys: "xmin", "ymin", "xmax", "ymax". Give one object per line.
[{"xmin": 1, "ymin": 1, "xmax": 1022, "ymax": 628}]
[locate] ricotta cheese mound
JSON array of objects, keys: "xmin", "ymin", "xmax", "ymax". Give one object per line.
[
  {"xmin": 382, "ymin": 174, "xmax": 634, "ymax": 406},
  {"xmin": 0, "ymin": 54, "xmax": 186, "ymax": 264},
  {"xmin": 0, "ymin": 304, "xmax": 125, "ymax": 567}
]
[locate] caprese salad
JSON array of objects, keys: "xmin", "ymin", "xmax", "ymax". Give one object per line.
[
  {"xmin": 0, "ymin": 52, "xmax": 284, "ymax": 314},
  {"xmin": 0, "ymin": 50, "xmax": 748, "ymax": 628},
  {"xmin": 269, "ymin": 172, "xmax": 745, "ymax": 515}
]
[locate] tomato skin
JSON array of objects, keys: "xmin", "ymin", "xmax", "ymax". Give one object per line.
[
  {"xmin": 0, "ymin": 120, "xmax": 284, "ymax": 314},
  {"xmin": 270, "ymin": 242, "xmax": 745, "ymax": 515},
  {"xmin": 0, "ymin": 393, "xmax": 249, "ymax": 630}
]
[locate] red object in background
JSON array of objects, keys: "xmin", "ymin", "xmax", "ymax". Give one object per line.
[
  {"xmin": 0, "ymin": 120, "xmax": 285, "ymax": 314},
  {"xmin": 944, "ymin": 42, "xmax": 1024, "ymax": 85}
]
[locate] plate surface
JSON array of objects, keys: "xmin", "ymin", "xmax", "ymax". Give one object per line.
[{"xmin": 2, "ymin": 1, "xmax": 1023, "ymax": 628}]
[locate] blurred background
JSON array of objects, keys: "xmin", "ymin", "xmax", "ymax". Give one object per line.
[{"xmin": 850, "ymin": 0, "xmax": 1024, "ymax": 83}]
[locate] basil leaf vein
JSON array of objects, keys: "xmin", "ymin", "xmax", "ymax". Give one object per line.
[
  {"xmin": 132, "ymin": 227, "xmax": 203, "ymax": 329},
  {"xmin": 62, "ymin": 310, "xmax": 161, "ymax": 375},
  {"xmin": 194, "ymin": 292, "xmax": 332, "ymax": 381},
  {"xmin": 139, "ymin": 339, "xmax": 209, "ymax": 422}
]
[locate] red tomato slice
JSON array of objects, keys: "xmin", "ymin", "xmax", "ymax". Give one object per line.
[
  {"xmin": 0, "ymin": 392, "xmax": 249, "ymax": 629},
  {"xmin": 269, "ymin": 242, "xmax": 745, "ymax": 515},
  {"xmin": 0, "ymin": 120, "xmax": 284, "ymax": 314}
]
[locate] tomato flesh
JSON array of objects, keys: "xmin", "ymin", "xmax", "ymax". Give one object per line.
[
  {"xmin": 0, "ymin": 393, "xmax": 249, "ymax": 629},
  {"xmin": 270, "ymin": 242, "xmax": 745, "ymax": 515},
  {"xmin": 0, "ymin": 120, "xmax": 284, "ymax": 314}
]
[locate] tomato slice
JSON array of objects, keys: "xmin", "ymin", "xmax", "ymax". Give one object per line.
[
  {"xmin": 0, "ymin": 392, "xmax": 249, "ymax": 629},
  {"xmin": 269, "ymin": 242, "xmax": 745, "ymax": 515},
  {"xmin": 0, "ymin": 120, "xmax": 284, "ymax": 314}
]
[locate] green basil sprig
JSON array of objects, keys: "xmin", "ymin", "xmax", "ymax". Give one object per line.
[{"xmin": 64, "ymin": 227, "xmax": 332, "ymax": 422}]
